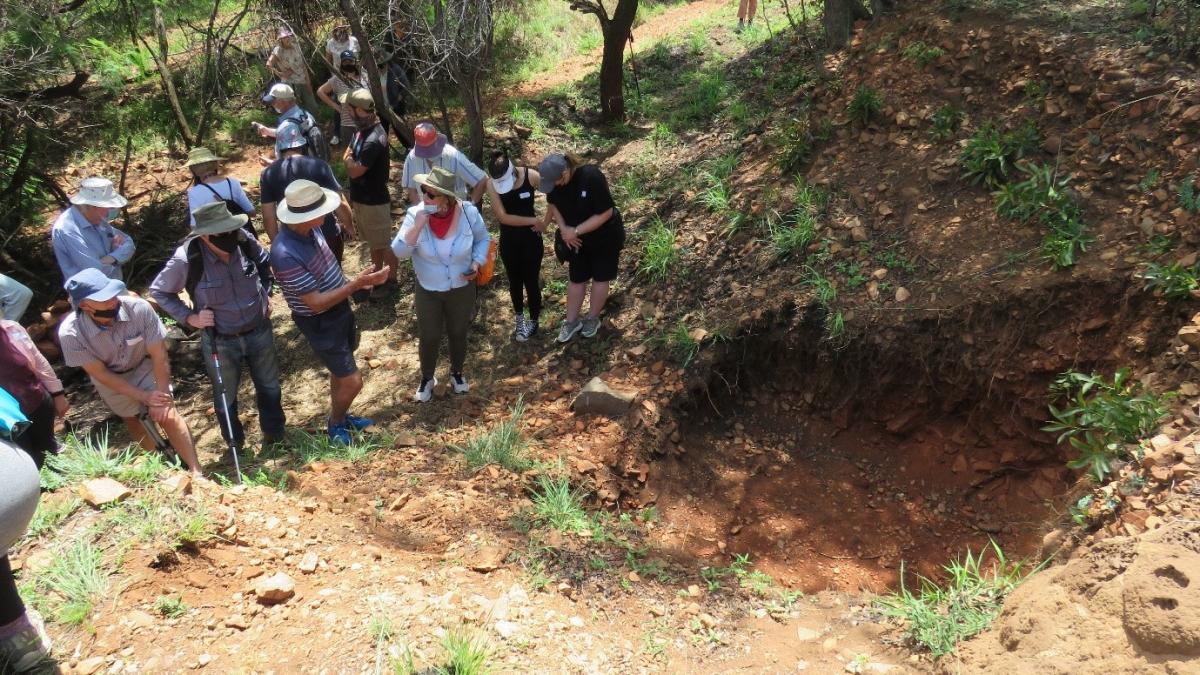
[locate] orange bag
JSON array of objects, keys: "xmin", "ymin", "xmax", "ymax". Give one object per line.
[{"xmin": 476, "ymin": 238, "xmax": 498, "ymax": 286}]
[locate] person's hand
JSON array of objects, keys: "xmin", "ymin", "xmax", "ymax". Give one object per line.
[
  {"xmin": 186, "ymin": 309, "xmax": 215, "ymax": 329},
  {"xmin": 561, "ymin": 225, "xmax": 582, "ymax": 251},
  {"xmin": 462, "ymin": 261, "xmax": 480, "ymax": 282},
  {"xmin": 354, "ymin": 265, "xmax": 391, "ymax": 290},
  {"xmin": 148, "ymin": 401, "xmax": 171, "ymax": 424},
  {"xmin": 254, "ymin": 122, "xmax": 271, "ymax": 138},
  {"xmin": 533, "ymin": 214, "xmax": 548, "ymax": 234},
  {"xmin": 99, "ymin": 255, "xmax": 116, "ymax": 265},
  {"xmin": 112, "ymin": 233, "xmax": 126, "ymax": 246},
  {"xmin": 53, "ymin": 394, "xmax": 69, "ymax": 418},
  {"xmin": 259, "ymin": 155, "xmax": 274, "ymax": 167},
  {"xmin": 342, "ymin": 220, "xmax": 357, "ymax": 241},
  {"xmin": 343, "ymin": 146, "xmax": 353, "ymax": 162}
]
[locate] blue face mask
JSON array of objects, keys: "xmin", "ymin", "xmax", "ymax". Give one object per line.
[{"xmin": 422, "ymin": 203, "xmax": 439, "ymax": 214}]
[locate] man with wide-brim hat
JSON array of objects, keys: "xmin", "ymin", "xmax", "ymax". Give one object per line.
[
  {"xmin": 150, "ymin": 202, "xmax": 284, "ymax": 452},
  {"xmin": 269, "ymin": 179, "xmax": 389, "ymax": 444},
  {"xmin": 183, "ymin": 147, "xmax": 257, "ymax": 230},
  {"xmin": 51, "ymin": 176, "xmax": 135, "ymax": 283},
  {"xmin": 258, "ymin": 130, "xmax": 352, "ymax": 257},
  {"xmin": 57, "ymin": 269, "xmax": 202, "ymax": 475},
  {"xmin": 401, "ymin": 122, "xmax": 486, "ymax": 207}
]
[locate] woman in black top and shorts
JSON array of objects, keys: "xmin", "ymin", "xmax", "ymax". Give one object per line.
[
  {"xmin": 538, "ymin": 152, "xmax": 624, "ymax": 343},
  {"xmin": 486, "ymin": 151, "xmax": 545, "ymax": 342}
]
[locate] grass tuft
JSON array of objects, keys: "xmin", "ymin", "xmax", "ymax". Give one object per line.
[
  {"xmin": 40, "ymin": 539, "xmax": 112, "ymax": 626},
  {"xmin": 439, "ymin": 627, "xmax": 490, "ymax": 675},
  {"xmin": 453, "ymin": 397, "xmax": 532, "ymax": 472},
  {"xmin": 638, "ymin": 216, "xmax": 679, "ymax": 283},
  {"xmin": 43, "ymin": 432, "xmax": 167, "ymax": 490},
  {"xmin": 846, "ymin": 86, "xmax": 883, "ymax": 126},
  {"xmin": 529, "ymin": 475, "xmax": 590, "ymax": 534}
]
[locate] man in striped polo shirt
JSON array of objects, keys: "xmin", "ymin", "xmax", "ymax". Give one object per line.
[{"xmin": 269, "ymin": 179, "xmax": 390, "ymax": 444}]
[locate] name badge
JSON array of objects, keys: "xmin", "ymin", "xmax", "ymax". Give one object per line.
[
  {"xmin": 581, "ymin": 190, "xmax": 588, "ymax": 197},
  {"xmin": 519, "ymin": 192, "xmax": 531, "ymax": 199},
  {"xmin": 126, "ymin": 336, "xmax": 143, "ymax": 346}
]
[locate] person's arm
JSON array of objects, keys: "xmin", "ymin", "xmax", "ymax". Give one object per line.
[
  {"xmin": 317, "ymin": 80, "xmax": 341, "ymax": 112},
  {"xmin": 52, "ymin": 224, "xmax": 105, "ymax": 279},
  {"xmin": 296, "ymin": 266, "xmax": 389, "ymax": 314},
  {"xmin": 148, "ymin": 251, "xmax": 204, "ymax": 328},
  {"xmin": 231, "ymin": 180, "xmax": 256, "ymax": 216},
  {"xmin": 392, "ymin": 210, "xmax": 422, "ymax": 257},
  {"xmin": 469, "ymin": 179, "xmax": 486, "ymax": 205},
  {"xmin": 467, "ymin": 206, "xmax": 490, "ymax": 266},
  {"xmin": 485, "ymin": 180, "xmax": 539, "ymax": 227},
  {"xmin": 144, "ymin": 340, "xmax": 177, "ymax": 423},
  {"xmin": 4, "ymin": 322, "xmax": 64, "ymax": 398},
  {"xmin": 571, "ymin": 207, "xmax": 614, "ymax": 236},
  {"xmin": 107, "ymin": 224, "xmax": 135, "ymax": 265},
  {"xmin": 346, "ymin": 135, "xmax": 383, "ymax": 180},
  {"xmin": 336, "ymin": 196, "xmax": 356, "ymax": 239},
  {"xmin": 262, "ymin": 202, "xmax": 280, "ymax": 240},
  {"xmin": 344, "ymin": 153, "xmax": 368, "ymax": 179},
  {"xmin": 81, "ymin": 358, "xmax": 162, "ymax": 409}
]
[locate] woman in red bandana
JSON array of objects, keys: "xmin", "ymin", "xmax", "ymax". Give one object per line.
[{"xmin": 391, "ymin": 167, "xmax": 491, "ymax": 403}]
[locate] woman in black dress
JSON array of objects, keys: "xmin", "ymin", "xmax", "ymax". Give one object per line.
[{"xmin": 486, "ymin": 151, "xmax": 545, "ymax": 342}]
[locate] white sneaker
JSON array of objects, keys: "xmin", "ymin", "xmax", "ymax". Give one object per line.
[
  {"xmin": 513, "ymin": 314, "xmax": 528, "ymax": 342},
  {"xmin": 330, "ymin": 135, "xmax": 340, "ymax": 145},
  {"xmin": 450, "ymin": 372, "xmax": 469, "ymax": 394},
  {"xmin": 557, "ymin": 320, "xmax": 582, "ymax": 343},
  {"xmin": 415, "ymin": 376, "xmax": 436, "ymax": 402}
]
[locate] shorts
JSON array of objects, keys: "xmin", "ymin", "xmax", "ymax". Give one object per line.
[
  {"xmin": 353, "ymin": 202, "xmax": 394, "ymax": 249},
  {"xmin": 292, "ymin": 301, "xmax": 359, "ymax": 377},
  {"xmin": 93, "ymin": 358, "xmax": 156, "ymax": 417},
  {"xmin": 567, "ymin": 222, "xmax": 625, "ymax": 284}
]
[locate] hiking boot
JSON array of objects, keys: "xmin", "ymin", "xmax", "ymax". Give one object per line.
[
  {"xmin": 415, "ymin": 376, "xmax": 437, "ymax": 403},
  {"xmin": 580, "ymin": 316, "xmax": 601, "ymax": 338},
  {"xmin": 0, "ymin": 610, "xmax": 54, "ymax": 675},
  {"xmin": 327, "ymin": 419, "xmax": 352, "ymax": 445},
  {"xmin": 513, "ymin": 314, "xmax": 528, "ymax": 342},
  {"xmin": 450, "ymin": 372, "xmax": 469, "ymax": 394},
  {"xmin": 344, "ymin": 413, "xmax": 374, "ymax": 431},
  {"xmin": 556, "ymin": 319, "xmax": 582, "ymax": 343}
]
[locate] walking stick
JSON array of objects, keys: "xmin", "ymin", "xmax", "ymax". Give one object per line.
[{"xmin": 204, "ymin": 327, "xmax": 243, "ymax": 484}]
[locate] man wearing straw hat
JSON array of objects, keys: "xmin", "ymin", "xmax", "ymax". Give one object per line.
[
  {"xmin": 57, "ymin": 269, "xmax": 202, "ymax": 474},
  {"xmin": 150, "ymin": 201, "xmax": 285, "ymax": 451},
  {"xmin": 269, "ymin": 179, "xmax": 389, "ymax": 444},
  {"xmin": 50, "ymin": 176, "xmax": 135, "ymax": 283}
]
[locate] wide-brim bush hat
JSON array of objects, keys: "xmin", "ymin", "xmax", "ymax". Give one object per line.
[
  {"xmin": 69, "ymin": 177, "xmax": 127, "ymax": 209},
  {"xmin": 413, "ymin": 122, "xmax": 447, "ymax": 159},
  {"xmin": 184, "ymin": 147, "xmax": 224, "ymax": 168},
  {"xmin": 414, "ymin": 166, "xmax": 462, "ymax": 200},
  {"xmin": 191, "ymin": 201, "xmax": 249, "ymax": 236},
  {"xmin": 277, "ymin": 179, "xmax": 342, "ymax": 225}
]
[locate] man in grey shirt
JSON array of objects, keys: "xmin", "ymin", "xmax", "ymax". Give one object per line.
[
  {"xmin": 51, "ymin": 177, "xmax": 135, "ymax": 282},
  {"xmin": 58, "ymin": 269, "xmax": 201, "ymax": 474},
  {"xmin": 150, "ymin": 202, "xmax": 285, "ymax": 448}
]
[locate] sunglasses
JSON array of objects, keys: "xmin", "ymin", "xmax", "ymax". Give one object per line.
[{"xmin": 421, "ymin": 189, "xmax": 442, "ymax": 199}]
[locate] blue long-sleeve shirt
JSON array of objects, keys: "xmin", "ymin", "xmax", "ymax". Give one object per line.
[
  {"xmin": 391, "ymin": 202, "xmax": 490, "ymax": 292},
  {"xmin": 50, "ymin": 207, "xmax": 135, "ymax": 282}
]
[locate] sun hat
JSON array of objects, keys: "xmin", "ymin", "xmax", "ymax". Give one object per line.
[
  {"xmin": 69, "ymin": 177, "xmax": 128, "ymax": 209},
  {"xmin": 414, "ymin": 167, "xmax": 462, "ymax": 200},
  {"xmin": 278, "ymin": 26, "xmax": 294, "ymax": 38},
  {"xmin": 184, "ymin": 147, "xmax": 224, "ymax": 168},
  {"xmin": 277, "ymin": 179, "xmax": 343, "ymax": 225},
  {"xmin": 413, "ymin": 123, "xmax": 447, "ymax": 159},
  {"xmin": 64, "ymin": 268, "xmax": 126, "ymax": 307},
  {"xmin": 338, "ymin": 88, "xmax": 375, "ymax": 112},
  {"xmin": 191, "ymin": 201, "xmax": 249, "ymax": 237},
  {"xmin": 490, "ymin": 159, "xmax": 515, "ymax": 194},
  {"xmin": 537, "ymin": 153, "xmax": 570, "ymax": 194},
  {"xmin": 262, "ymin": 83, "xmax": 295, "ymax": 104}
]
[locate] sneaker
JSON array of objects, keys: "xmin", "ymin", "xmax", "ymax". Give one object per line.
[
  {"xmin": 330, "ymin": 135, "xmax": 340, "ymax": 145},
  {"xmin": 0, "ymin": 610, "xmax": 53, "ymax": 674},
  {"xmin": 344, "ymin": 413, "xmax": 374, "ymax": 431},
  {"xmin": 327, "ymin": 419, "xmax": 352, "ymax": 445},
  {"xmin": 415, "ymin": 376, "xmax": 437, "ymax": 402},
  {"xmin": 450, "ymin": 372, "xmax": 469, "ymax": 394},
  {"xmin": 513, "ymin": 314, "xmax": 528, "ymax": 342},
  {"xmin": 581, "ymin": 316, "xmax": 601, "ymax": 338},
  {"xmin": 526, "ymin": 319, "xmax": 539, "ymax": 339},
  {"xmin": 735, "ymin": 18, "xmax": 744, "ymax": 32},
  {"xmin": 556, "ymin": 319, "xmax": 582, "ymax": 343}
]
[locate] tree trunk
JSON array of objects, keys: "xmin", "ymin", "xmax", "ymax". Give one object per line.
[
  {"xmin": 459, "ymin": 76, "xmax": 485, "ymax": 165},
  {"xmin": 824, "ymin": 0, "xmax": 852, "ymax": 49},
  {"xmin": 598, "ymin": 0, "xmax": 638, "ymax": 121},
  {"xmin": 126, "ymin": 1, "xmax": 195, "ymax": 146}
]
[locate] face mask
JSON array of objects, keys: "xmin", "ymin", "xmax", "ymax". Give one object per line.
[
  {"xmin": 209, "ymin": 231, "xmax": 240, "ymax": 253},
  {"xmin": 341, "ymin": 66, "xmax": 358, "ymax": 74},
  {"xmin": 91, "ymin": 307, "xmax": 118, "ymax": 320},
  {"xmin": 422, "ymin": 203, "xmax": 439, "ymax": 214}
]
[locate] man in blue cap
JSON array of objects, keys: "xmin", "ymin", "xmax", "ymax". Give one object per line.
[{"xmin": 57, "ymin": 269, "xmax": 201, "ymax": 474}]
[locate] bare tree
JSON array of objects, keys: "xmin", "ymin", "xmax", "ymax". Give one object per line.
[
  {"xmin": 823, "ymin": 0, "xmax": 871, "ymax": 48},
  {"xmin": 568, "ymin": 0, "xmax": 638, "ymax": 122}
]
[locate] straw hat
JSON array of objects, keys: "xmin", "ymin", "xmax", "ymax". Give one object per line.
[
  {"xmin": 184, "ymin": 147, "xmax": 224, "ymax": 168},
  {"xmin": 69, "ymin": 177, "xmax": 127, "ymax": 209},
  {"xmin": 414, "ymin": 166, "xmax": 461, "ymax": 200},
  {"xmin": 277, "ymin": 179, "xmax": 342, "ymax": 225}
]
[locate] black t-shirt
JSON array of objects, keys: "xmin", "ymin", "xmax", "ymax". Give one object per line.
[
  {"xmin": 547, "ymin": 164, "xmax": 621, "ymax": 247},
  {"xmin": 260, "ymin": 155, "xmax": 343, "ymax": 240},
  {"xmin": 349, "ymin": 124, "xmax": 390, "ymax": 205}
]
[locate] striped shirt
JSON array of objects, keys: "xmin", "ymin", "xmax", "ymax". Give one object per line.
[
  {"xmin": 401, "ymin": 144, "xmax": 486, "ymax": 197},
  {"xmin": 269, "ymin": 224, "xmax": 346, "ymax": 316}
]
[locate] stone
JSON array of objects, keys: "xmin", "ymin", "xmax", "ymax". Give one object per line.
[
  {"xmin": 1179, "ymin": 325, "xmax": 1200, "ymax": 349},
  {"xmin": 224, "ymin": 615, "xmax": 249, "ymax": 630},
  {"xmin": 254, "ymin": 572, "xmax": 296, "ymax": 604},
  {"xmin": 572, "ymin": 377, "xmax": 636, "ymax": 417},
  {"xmin": 894, "ymin": 287, "xmax": 911, "ymax": 302},
  {"xmin": 469, "ymin": 545, "xmax": 508, "ymax": 573},
  {"xmin": 796, "ymin": 626, "xmax": 822, "ymax": 641},
  {"xmin": 162, "ymin": 472, "xmax": 192, "ymax": 496},
  {"xmin": 494, "ymin": 620, "xmax": 518, "ymax": 638},
  {"xmin": 850, "ymin": 226, "xmax": 869, "ymax": 242},
  {"xmin": 78, "ymin": 477, "xmax": 132, "ymax": 507},
  {"xmin": 298, "ymin": 552, "xmax": 319, "ymax": 573},
  {"xmin": 76, "ymin": 657, "xmax": 106, "ymax": 675},
  {"xmin": 1122, "ymin": 543, "xmax": 1200, "ymax": 655}
]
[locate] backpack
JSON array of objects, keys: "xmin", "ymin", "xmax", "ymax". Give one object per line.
[
  {"xmin": 183, "ymin": 229, "xmax": 274, "ymax": 307},
  {"xmin": 286, "ymin": 110, "xmax": 329, "ymax": 162},
  {"xmin": 200, "ymin": 179, "xmax": 258, "ymax": 237}
]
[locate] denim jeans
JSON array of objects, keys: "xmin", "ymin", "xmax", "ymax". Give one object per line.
[{"xmin": 200, "ymin": 319, "xmax": 285, "ymax": 445}]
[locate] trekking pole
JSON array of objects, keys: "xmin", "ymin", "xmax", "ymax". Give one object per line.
[
  {"xmin": 204, "ymin": 327, "xmax": 243, "ymax": 484},
  {"xmin": 627, "ymin": 32, "xmax": 641, "ymax": 101}
]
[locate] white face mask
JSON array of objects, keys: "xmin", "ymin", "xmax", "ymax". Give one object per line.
[{"xmin": 422, "ymin": 203, "xmax": 439, "ymax": 214}]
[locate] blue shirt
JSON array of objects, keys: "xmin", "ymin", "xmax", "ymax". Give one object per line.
[
  {"xmin": 269, "ymin": 224, "xmax": 346, "ymax": 316},
  {"xmin": 50, "ymin": 207, "xmax": 136, "ymax": 282},
  {"xmin": 275, "ymin": 105, "xmax": 312, "ymax": 156},
  {"xmin": 392, "ymin": 203, "xmax": 490, "ymax": 292}
]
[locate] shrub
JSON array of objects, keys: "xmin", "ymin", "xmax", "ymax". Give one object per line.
[
  {"xmin": 993, "ymin": 162, "xmax": 1092, "ymax": 269},
  {"xmin": 846, "ymin": 86, "xmax": 883, "ymax": 126},
  {"xmin": 638, "ymin": 216, "xmax": 679, "ymax": 283},
  {"xmin": 1044, "ymin": 368, "xmax": 1171, "ymax": 481},
  {"xmin": 768, "ymin": 208, "xmax": 817, "ymax": 258},
  {"xmin": 959, "ymin": 120, "xmax": 1040, "ymax": 187},
  {"xmin": 901, "ymin": 41, "xmax": 945, "ymax": 67},
  {"xmin": 1138, "ymin": 261, "xmax": 1200, "ymax": 300},
  {"xmin": 1179, "ymin": 176, "xmax": 1200, "ymax": 213},
  {"xmin": 529, "ymin": 476, "xmax": 590, "ymax": 533},
  {"xmin": 929, "ymin": 104, "xmax": 964, "ymax": 142},
  {"xmin": 775, "ymin": 117, "xmax": 814, "ymax": 173}
]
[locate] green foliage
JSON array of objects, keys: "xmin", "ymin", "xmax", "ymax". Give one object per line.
[
  {"xmin": 289, "ymin": 428, "xmax": 389, "ymax": 465},
  {"xmin": 42, "ymin": 432, "xmax": 167, "ymax": 490},
  {"xmin": 20, "ymin": 497, "xmax": 82, "ymax": 544},
  {"xmin": 993, "ymin": 162, "xmax": 1091, "ymax": 268},
  {"xmin": 39, "ymin": 539, "xmax": 112, "ymax": 626},
  {"xmin": 877, "ymin": 248, "xmax": 917, "ymax": 274},
  {"xmin": 452, "ymin": 397, "xmax": 531, "ymax": 472},
  {"xmin": 1138, "ymin": 168, "xmax": 1161, "ymax": 193},
  {"xmin": 804, "ymin": 266, "xmax": 838, "ymax": 306},
  {"xmin": 529, "ymin": 476, "xmax": 590, "ymax": 533},
  {"xmin": 774, "ymin": 117, "xmax": 815, "ymax": 173},
  {"xmin": 659, "ymin": 320, "xmax": 701, "ymax": 366},
  {"xmin": 878, "ymin": 542, "xmax": 1024, "ymax": 657},
  {"xmin": 929, "ymin": 104, "xmax": 964, "ymax": 142},
  {"xmin": 1044, "ymin": 369, "xmax": 1171, "ymax": 481},
  {"xmin": 836, "ymin": 261, "xmax": 869, "ymax": 289},
  {"xmin": 768, "ymin": 207, "xmax": 817, "ymax": 259},
  {"xmin": 901, "ymin": 41, "xmax": 945, "ymax": 67},
  {"xmin": 154, "ymin": 594, "xmax": 189, "ymax": 618},
  {"xmin": 1138, "ymin": 261, "xmax": 1200, "ymax": 300},
  {"xmin": 437, "ymin": 628, "xmax": 490, "ymax": 675},
  {"xmin": 959, "ymin": 120, "xmax": 1041, "ymax": 187},
  {"xmin": 638, "ymin": 216, "xmax": 679, "ymax": 283},
  {"xmin": 846, "ymin": 86, "xmax": 883, "ymax": 126},
  {"xmin": 1179, "ymin": 176, "xmax": 1200, "ymax": 213},
  {"xmin": 507, "ymin": 101, "xmax": 548, "ymax": 138},
  {"xmin": 1022, "ymin": 79, "xmax": 1048, "ymax": 104}
]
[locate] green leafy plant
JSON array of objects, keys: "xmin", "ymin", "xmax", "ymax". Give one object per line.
[
  {"xmin": 1179, "ymin": 176, "xmax": 1200, "ymax": 213},
  {"xmin": 1138, "ymin": 168, "xmax": 1161, "ymax": 193},
  {"xmin": 993, "ymin": 162, "xmax": 1091, "ymax": 269},
  {"xmin": 438, "ymin": 628, "xmax": 490, "ymax": 675},
  {"xmin": 529, "ymin": 476, "xmax": 590, "ymax": 533},
  {"xmin": 929, "ymin": 104, "xmax": 964, "ymax": 141},
  {"xmin": 1138, "ymin": 261, "xmax": 1200, "ymax": 300},
  {"xmin": 901, "ymin": 41, "xmax": 945, "ymax": 67},
  {"xmin": 768, "ymin": 207, "xmax": 817, "ymax": 258},
  {"xmin": 775, "ymin": 116, "xmax": 815, "ymax": 173},
  {"xmin": 1044, "ymin": 369, "xmax": 1171, "ymax": 481},
  {"xmin": 452, "ymin": 396, "xmax": 532, "ymax": 472},
  {"xmin": 42, "ymin": 432, "xmax": 167, "ymax": 490},
  {"xmin": 878, "ymin": 542, "xmax": 1024, "ymax": 657},
  {"xmin": 660, "ymin": 320, "xmax": 701, "ymax": 366},
  {"xmin": 1022, "ymin": 79, "xmax": 1048, "ymax": 104},
  {"xmin": 959, "ymin": 120, "xmax": 1040, "ymax": 187},
  {"xmin": 154, "ymin": 594, "xmax": 189, "ymax": 618},
  {"xmin": 40, "ymin": 539, "xmax": 112, "ymax": 626},
  {"xmin": 846, "ymin": 86, "xmax": 883, "ymax": 126}
]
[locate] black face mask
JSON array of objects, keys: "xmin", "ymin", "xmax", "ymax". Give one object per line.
[
  {"xmin": 209, "ymin": 231, "xmax": 240, "ymax": 253},
  {"xmin": 91, "ymin": 307, "xmax": 119, "ymax": 320},
  {"xmin": 341, "ymin": 66, "xmax": 358, "ymax": 75}
]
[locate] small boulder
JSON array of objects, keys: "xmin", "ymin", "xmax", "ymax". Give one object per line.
[
  {"xmin": 78, "ymin": 477, "xmax": 132, "ymax": 507},
  {"xmin": 254, "ymin": 572, "xmax": 296, "ymax": 604},
  {"xmin": 572, "ymin": 378, "xmax": 636, "ymax": 417},
  {"xmin": 162, "ymin": 472, "xmax": 192, "ymax": 496},
  {"xmin": 470, "ymin": 545, "xmax": 509, "ymax": 573},
  {"xmin": 297, "ymin": 552, "xmax": 319, "ymax": 574}
]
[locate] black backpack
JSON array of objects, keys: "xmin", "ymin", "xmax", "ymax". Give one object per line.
[
  {"xmin": 183, "ymin": 229, "xmax": 274, "ymax": 307},
  {"xmin": 199, "ymin": 179, "xmax": 258, "ymax": 237},
  {"xmin": 286, "ymin": 110, "xmax": 329, "ymax": 162}
]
